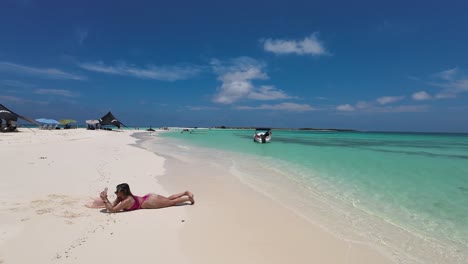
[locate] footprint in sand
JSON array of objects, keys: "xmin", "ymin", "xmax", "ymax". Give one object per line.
[
  {"xmin": 96, "ymin": 161, "xmax": 111, "ymax": 181},
  {"xmin": 7, "ymin": 206, "xmax": 28, "ymax": 213},
  {"xmin": 36, "ymin": 208, "xmax": 54, "ymax": 215},
  {"xmin": 54, "ymin": 232, "xmax": 95, "ymax": 261}
]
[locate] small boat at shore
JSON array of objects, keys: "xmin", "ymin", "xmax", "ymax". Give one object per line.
[{"xmin": 253, "ymin": 128, "xmax": 272, "ymax": 143}]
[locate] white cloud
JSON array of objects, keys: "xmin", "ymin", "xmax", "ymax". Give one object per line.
[
  {"xmin": 315, "ymin": 96, "xmax": 327, "ymax": 100},
  {"xmin": 431, "ymin": 78, "xmax": 468, "ymax": 99},
  {"xmin": 78, "ymin": 61, "xmax": 201, "ymax": 81},
  {"xmin": 412, "ymin": 91, "xmax": 431, "ymax": 101},
  {"xmin": 356, "ymin": 101, "xmax": 371, "ymax": 109},
  {"xmin": 34, "ymin": 89, "xmax": 79, "ymax": 97},
  {"xmin": 376, "ymin": 96, "xmax": 404, "ymax": 105},
  {"xmin": 1, "ymin": 80, "xmax": 34, "ymax": 88},
  {"xmin": 188, "ymin": 106, "xmax": 219, "ymax": 111},
  {"xmin": 376, "ymin": 105, "xmax": 429, "ymax": 113},
  {"xmin": 247, "ymin": 86, "xmax": 291, "ymax": 100},
  {"xmin": 211, "ymin": 57, "xmax": 293, "ymax": 104},
  {"xmin": 435, "ymin": 92, "xmax": 457, "ymax": 99},
  {"xmin": 78, "ymin": 62, "xmax": 119, "ymax": 74},
  {"xmin": 425, "ymin": 68, "xmax": 468, "ymax": 99},
  {"xmin": 0, "ymin": 61, "xmax": 85, "ymax": 80},
  {"xmin": 434, "ymin": 68, "xmax": 459, "ymax": 81},
  {"xmin": 236, "ymin": 102, "xmax": 314, "ymax": 112},
  {"xmin": 453, "ymin": 79, "xmax": 468, "ymax": 91},
  {"xmin": 336, "ymin": 104, "xmax": 355, "ymax": 111},
  {"xmin": 338, "ymin": 98, "xmax": 428, "ymax": 113},
  {"xmin": 0, "ymin": 95, "xmax": 28, "ymax": 103},
  {"xmin": 213, "ymin": 79, "xmax": 253, "ymax": 104},
  {"xmin": 263, "ymin": 33, "xmax": 328, "ymax": 56}
]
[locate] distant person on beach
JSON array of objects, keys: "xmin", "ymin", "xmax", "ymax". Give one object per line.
[{"xmin": 88, "ymin": 183, "xmax": 195, "ymax": 213}]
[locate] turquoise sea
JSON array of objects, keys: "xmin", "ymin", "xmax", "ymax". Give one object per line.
[{"xmin": 154, "ymin": 129, "xmax": 468, "ymax": 263}]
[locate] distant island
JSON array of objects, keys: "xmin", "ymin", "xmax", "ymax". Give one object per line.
[{"xmin": 212, "ymin": 126, "xmax": 358, "ymax": 132}]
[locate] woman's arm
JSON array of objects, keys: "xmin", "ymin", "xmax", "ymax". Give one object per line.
[
  {"xmin": 101, "ymin": 196, "xmax": 132, "ymax": 213},
  {"xmin": 112, "ymin": 197, "xmax": 121, "ymax": 207},
  {"xmin": 103, "ymin": 198, "xmax": 132, "ymax": 213},
  {"xmin": 102, "ymin": 199, "xmax": 129, "ymax": 213},
  {"xmin": 100, "ymin": 191, "xmax": 130, "ymax": 213}
]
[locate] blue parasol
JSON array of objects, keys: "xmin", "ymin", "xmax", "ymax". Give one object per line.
[{"xmin": 35, "ymin": 118, "xmax": 60, "ymax": 125}]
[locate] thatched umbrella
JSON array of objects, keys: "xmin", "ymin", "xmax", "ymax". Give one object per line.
[{"xmin": 59, "ymin": 119, "xmax": 77, "ymax": 125}]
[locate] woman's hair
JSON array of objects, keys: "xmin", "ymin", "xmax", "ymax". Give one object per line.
[{"xmin": 115, "ymin": 183, "xmax": 134, "ymax": 197}]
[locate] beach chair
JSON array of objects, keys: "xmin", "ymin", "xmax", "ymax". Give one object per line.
[
  {"xmin": 0, "ymin": 121, "xmax": 18, "ymax": 132},
  {"xmin": 7, "ymin": 125, "xmax": 18, "ymax": 132}
]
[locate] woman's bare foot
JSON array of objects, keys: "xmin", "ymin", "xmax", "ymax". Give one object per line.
[{"xmin": 187, "ymin": 191, "xmax": 195, "ymax": 205}]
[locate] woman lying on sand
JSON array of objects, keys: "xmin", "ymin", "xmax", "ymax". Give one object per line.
[{"xmin": 87, "ymin": 183, "xmax": 195, "ymax": 213}]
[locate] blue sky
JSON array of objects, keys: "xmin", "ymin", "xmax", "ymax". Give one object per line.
[{"xmin": 1, "ymin": 0, "xmax": 468, "ymax": 132}]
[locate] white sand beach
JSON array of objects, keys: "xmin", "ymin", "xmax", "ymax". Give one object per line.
[{"xmin": 0, "ymin": 128, "xmax": 394, "ymax": 264}]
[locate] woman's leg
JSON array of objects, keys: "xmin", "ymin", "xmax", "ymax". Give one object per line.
[
  {"xmin": 168, "ymin": 191, "xmax": 188, "ymax": 200},
  {"xmin": 142, "ymin": 194, "xmax": 194, "ymax": 209},
  {"xmin": 168, "ymin": 191, "xmax": 195, "ymax": 204},
  {"xmin": 152, "ymin": 196, "xmax": 192, "ymax": 209}
]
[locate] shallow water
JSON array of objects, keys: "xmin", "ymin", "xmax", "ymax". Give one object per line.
[{"xmin": 154, "ymin": 129, "xmax": 468, "ymax": 263}]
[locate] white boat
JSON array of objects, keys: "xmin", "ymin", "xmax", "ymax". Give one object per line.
[{"xmin": 253, "ymin": 128, "xmax": 272, "ymax": 143}]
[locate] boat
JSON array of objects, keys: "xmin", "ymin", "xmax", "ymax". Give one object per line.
[{"xmin": 253, "ymin": 128, "xmax": 272, "ymax": 143}]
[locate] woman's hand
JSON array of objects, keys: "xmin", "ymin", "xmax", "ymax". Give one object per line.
[{"xmin": 100, "ymin": 187, "xmax": 108, "ymax": 201}]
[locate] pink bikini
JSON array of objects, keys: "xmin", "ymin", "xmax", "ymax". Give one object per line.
[{"xmin": 125, "ymin": 195, "xmax": 151, "ymax": 211}]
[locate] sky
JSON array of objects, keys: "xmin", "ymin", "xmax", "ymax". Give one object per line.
[{"xmin": 1, "ymin": 0, "xmax": 468, "ymax": 132}]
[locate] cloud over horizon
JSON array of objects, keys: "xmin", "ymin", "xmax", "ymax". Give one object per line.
[
  {"xmin": 376, "ymin": 96, "xmax": 405, "ymax": 105},
  {"xmin": 412, "ymin": 91, "xmax": 432, "ymax": 101},
  {"xmin": 235, "ymin": 102, "xmax": 314, "ymax": 112},
  {"xmin": 336, "ymin": 104, "xmax": 355, "ymax": 111},
  {"xmin": 337, "ymin": 95, "xmax": 428, "ymax": 113}
]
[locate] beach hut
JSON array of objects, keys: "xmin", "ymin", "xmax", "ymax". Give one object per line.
[
  {"xmin": 98, "ymin": 111, "xmax": 126, "ymax": 129},
  {"xmin": 0, "ymin": 104, "xmax": 40, "ymax": 132}
]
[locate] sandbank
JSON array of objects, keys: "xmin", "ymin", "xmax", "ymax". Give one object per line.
[{"xmin": 0, "ymin": 128, "xmax": 187, "ymax": 263}]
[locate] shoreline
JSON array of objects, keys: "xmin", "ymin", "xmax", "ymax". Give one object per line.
[
  {"xmin": 151, "ymin": 129, "xmax": 468, "ymax": 264},
  {"xmin": 133, "ymin": 131, "xmax": 395, "ymax": 264},
  {"xmin": 3, "ymin": 128, "xmax": 439, "ymax": 263}
]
